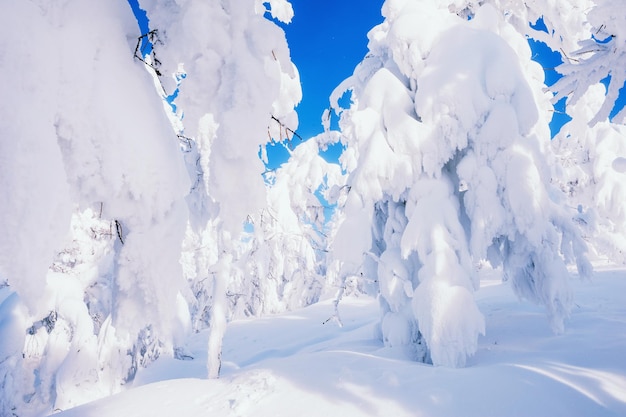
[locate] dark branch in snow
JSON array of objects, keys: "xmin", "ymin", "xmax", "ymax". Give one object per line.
[
  {"xmin": 26, "ymin": 311, "xmax": 58, "ymax": 335},
  {"xmin": 271, "ymin": 115, "xmax": 303, "ymax": 143},
  {"xmin": 189, "ymin": 156, "xmax": 202, "ymax": 192},
  {"xmin": 134, "ymin": 30, "xmax": 164, "ymax": 77},
  {"xmin": 115, "ymin": 220, "xmax": 125, "ymax": 244},
  {"xmin": 177, "ymin": 134, "xmax": 194, "ymax": 152},
  {"xmin": 560, "ymin": 47, "xmax": 580, "ymax": 64}
]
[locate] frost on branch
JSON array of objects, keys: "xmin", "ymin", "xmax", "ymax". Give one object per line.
[
  {"xmin": 142, "ymin": 0, "xmax": 301, "ymax": 378},
  {"xmin": 551, "ymin": 0, "xmax": 626, "ymax": 125},
  {"xmin": 331, "ymin": 1, "xmax": 591, "ymax": 367},
  {"xmin": 239, "ymin": 139, "xmax": 343, "ymax": 318},
  {"xmin": 552, "ymin": 85, "xmax": 626, "ymax": 264}
]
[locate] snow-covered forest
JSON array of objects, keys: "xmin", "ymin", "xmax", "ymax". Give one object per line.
[{"xmin": 0, "ymin": 0, "xmax": 625, "ymax": 416}]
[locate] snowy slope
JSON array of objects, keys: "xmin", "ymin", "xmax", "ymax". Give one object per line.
[{"xmin": 54, "ymin": 265, "xmax": 626, "ymax": 417}]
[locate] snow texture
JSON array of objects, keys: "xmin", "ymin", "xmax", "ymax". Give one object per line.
[
  {"xmin": 552, "ymin": 84, "xmax": 626, "ymax": 264},
  {"xmin": 53, "ymin": 266, "xmax": 626, "ymax": 417},
  {"xmin": 0, "ymin": 0, "xmax": 301, "ymax": 414},
  {"xmin": 551, "ymin": 0, "xmax": 626, "ymax": 125},
  {"xmin": 143, "ymin": 0, "xmax": 301, "ymax": 233},
  {"xmin": 330, "ymin": 0, "xmax": 591, "ymax": 367},
  {"xmin": 140, "ymin": 0, "xmax": 302, "ymax": 381},
  {"xmin": 0, "ymin": 0, "xmax": 622, "ymax": 415}
]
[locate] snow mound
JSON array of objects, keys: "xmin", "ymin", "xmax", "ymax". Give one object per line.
[{"xmin": 54, "ymin": 266, "xmax": 626, "ymax": 417}]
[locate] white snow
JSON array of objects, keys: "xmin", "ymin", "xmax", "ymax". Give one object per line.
[
  {"xmin": 550, "ymin": 0, "xmax": 626, "ymax": 125},
  {"xmin": 613, "ymin": 157, "xmax": 626, "ymax": 173},
  {"xmin": 53, "ymin": 265, "xmax": 626, "ymax": 417},
  {"xmin": 552, "ymin": 84, "xmax": 626, "ymax": 264},
  {"xmin": 0, "ymin": 0, "xmax": 305, "ymax": 413},
  {"xmin": 1, "ymin": 0, "xmax": 625, "ymax": 415},
  {"xmin": 329, "ymin": 0, "xmax": 593, "ymax": 369}
]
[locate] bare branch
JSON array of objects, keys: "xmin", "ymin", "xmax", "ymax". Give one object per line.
[{"xmin": 271, "ymin": 115, "xmax": 303, "ymax": 142}]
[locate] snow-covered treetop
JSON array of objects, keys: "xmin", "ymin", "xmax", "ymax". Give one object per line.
[
  {"xmin": 551, "ymin": 0, "xmax": 626, "ymax": 125},
  {"xmin": 143, "ymin": 0, "xmax": 302, "ymax": 232}
]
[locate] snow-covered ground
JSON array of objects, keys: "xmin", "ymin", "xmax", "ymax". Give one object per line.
[{"xmin": 55, "ymin": 264, "xmax": 626, "ymax": 417}]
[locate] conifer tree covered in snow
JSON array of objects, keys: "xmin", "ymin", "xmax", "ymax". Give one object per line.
[
  {"xmin": 547, "ymin": 0, "xmax": 626, "ymax": 263},
  {"xmin": 0, "ymin": 0, "xmax": 301, "ymax": 414},
  {"xmin": 549, "ymin": 0, "xmax": 626, "ymax": 126},
  {"xmin": 239, "ymin": 138, "xmax": 344, "ymax": 317},
  {"xmin": 0, "ymin": 1, "xmax": 191, "ymax": 414},
  {"xmin": 140, "ymin": 0, "xmax": 302, "ymax": 379},
  {"xmin": 329, "ymin": 0, "xmax": 592, "ymax": 367},
  {"xmin": 457, "ymin": 0, "xmax": 626, "ymax": 126},
  {"xmin": 552, "ymin": 85, "xmax": 626, "ymax": 264}
]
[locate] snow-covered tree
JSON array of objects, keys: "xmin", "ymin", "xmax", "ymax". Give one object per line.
[
  {"xmin": 239, "ymin": 137, "xmax": 344, "ymax": 316},
  {"xmin": 552, "ymin": 85, "xmax": 626, "ymax": 264},
  {"xmin": 183, "ymin": 136, "xmax": 341, "ymax": 326},
  {"xmin": 0, "ymin": 0, "xmax": 301, "ymax": 413},
  {"xmin": 0, "ymin": 1, "xmax": 190, "ymax": 415},
  {"xmin": 329, "ymin": 0, "xmax": 591, "ymax": 367},
  {"xmin": 138, "ymin": 0, "xmax": 301, "ymax": 378},
  {"xmin": 481, "ymin": 0, "xmax": 626, "ymax": 264},
  {"xmin": 550, "ymin": 0, "xmax": 626, "ymax": 125},
  {"xmin": 1, "ymin": 1, "xmax": 620, "ymax": 415},
  {"xmin": 447, "ymin": 1, "xmax": 626, "ymax": 125}
]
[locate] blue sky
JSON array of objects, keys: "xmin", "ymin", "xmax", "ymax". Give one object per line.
[
  {"xmin": 279, "ymin": 0, "xmax": 384, "ymax": 139},
  {"xmin": 265, "ymin": 0, "xmax": 384, "ymax": 166}
]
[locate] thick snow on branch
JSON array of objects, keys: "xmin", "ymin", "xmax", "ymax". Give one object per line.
[
  {"xmin": 331, "ymin": 0, "xmax": 591, "ymax": 367},
  {"xmin": 143, "ymin": 0, "xmax": 301, "ymax": 233},
  {"xmin": 0, "ymin": 1, "xmax": 191, "ymax": 415},
  {"xmin": 552, "ymin": 85, "xmax": 626, "ymax": 264},
  {"xmin": 141, "ymin": 0, "xmax": 301, "ymax": 380},
  {"xmin": 0, "ymin": 0, "xmax": 302, "ymax": 413},
  {"xmin": 551, "ymin": 0, "xmax": 626, "ymax": 125}
]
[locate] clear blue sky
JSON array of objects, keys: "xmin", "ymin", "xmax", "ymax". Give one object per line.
[
  {"xmin": 279, "ymin": 0, "xmax": 384, "ymax": 139},
  {"xmin": 264, "ymin": 0, "xmax": 384, "ymax": 166}
]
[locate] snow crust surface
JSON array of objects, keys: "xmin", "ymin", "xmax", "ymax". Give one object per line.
[{"xmin": 53, "ymin": 266, "xmax": 626, "ymax": 417}]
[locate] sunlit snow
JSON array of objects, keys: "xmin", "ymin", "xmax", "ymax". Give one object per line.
[{"xmin": 0, "ymin": 0, "xmax": 625, "ymax": 416}]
